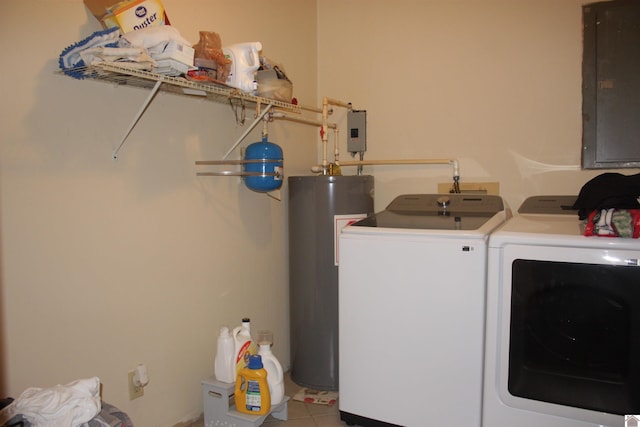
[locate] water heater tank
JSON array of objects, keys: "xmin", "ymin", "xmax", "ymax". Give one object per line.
[{"xmin": 288, "ymin": 175, "xmax": 374, "ymax": 391}]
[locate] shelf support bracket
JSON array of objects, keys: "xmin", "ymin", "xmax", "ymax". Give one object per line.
[
  {"xmin": 222, "ymin": 104, "xmax": 273, "ymax": 160},
  {"xmin": 112, "ymin": 80, "xmax": 162, "ymax": 160}
]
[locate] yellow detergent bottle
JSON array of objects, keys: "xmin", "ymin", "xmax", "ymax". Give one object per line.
[{"xmin": 234, "ymin": 355, "xmax": 271, "ymax": 415}]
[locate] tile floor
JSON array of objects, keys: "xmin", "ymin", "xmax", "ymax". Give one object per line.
[{"xmin": 189, "ymin": 372, "xmax": 349, "ymax": 427}]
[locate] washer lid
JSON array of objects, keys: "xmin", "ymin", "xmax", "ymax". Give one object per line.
[
  {"xmin": 352, "ymin": 194, "xmax": 505, "ymax": 230},
  {"xmin": 518, "ymin": 195, "xmax": 578, "ymax": 215}
]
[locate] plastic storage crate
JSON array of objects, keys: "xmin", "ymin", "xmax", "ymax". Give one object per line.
[{"xmin": 201, "ymin": 376, "xmax": 288, "ymax": 427}]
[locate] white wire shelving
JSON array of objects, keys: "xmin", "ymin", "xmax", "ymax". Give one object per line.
[{"xmin": 61, "ymin": 63, "xmax": 302, "ymax": 159}]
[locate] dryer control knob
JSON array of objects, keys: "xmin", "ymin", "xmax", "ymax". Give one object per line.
[{"xmin": 437, "ymin": 196, "xmax": 451, "ymax": 208}]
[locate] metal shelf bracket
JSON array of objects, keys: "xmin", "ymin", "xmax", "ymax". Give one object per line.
[
  {"xmin": 60, "ymin": 63, "xmax": 302, "ymax": 160},
  {"xmin": 112, "ymin": 80, "xmax": 162, "ymax": 160}
]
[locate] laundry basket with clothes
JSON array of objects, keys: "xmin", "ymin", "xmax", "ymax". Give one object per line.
[{"xmin": 0, "ymin": 377, "xmax": 133, "ymax": 427}]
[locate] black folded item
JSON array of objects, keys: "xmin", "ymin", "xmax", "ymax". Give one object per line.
[
  {"xmin": 0, "ymin": 399, "xmax": 13, "ymax": 411},
  {"xmin": 573, "ymin": 172, "xmax": 640, "ymax": 219}
]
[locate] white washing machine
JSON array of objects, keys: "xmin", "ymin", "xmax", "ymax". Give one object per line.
[
  {"xmin": 338, "ymin": 194, "xmax": 510, "ymax": 427},
  {"xmin": 483, "ymin": 196, "xmax": 640, "ymax": 427}
]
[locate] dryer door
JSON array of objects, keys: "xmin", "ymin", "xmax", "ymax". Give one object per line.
[
  {"xmin": 495, "ymin": 244, "xmax": 640, "ymax": 425},
  {"xmin": 509, "ymin": 258, "xmax": 637, "ymax": 414}
]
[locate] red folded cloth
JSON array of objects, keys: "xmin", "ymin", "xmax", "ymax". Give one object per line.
[{"xmin": 584, "ymin": 208, "xmax": 640, "ymax": 237}]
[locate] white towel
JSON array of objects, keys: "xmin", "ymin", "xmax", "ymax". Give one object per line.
[
  {"xmin": 59, "ymin": 27, "xmax": 121, "ymax": 69},
  {"xmin": 79, "ymin": 46, "xmax": 157, "ymax": 69},
  {"xmin": 120, "ymin": 25, "xmax": 191, "ymax": 50},
  {"xmin": 5, "ymin": 377, "xmax": 101, "ymax": 427}
]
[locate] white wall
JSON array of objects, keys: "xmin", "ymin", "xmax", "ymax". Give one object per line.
[
  {"xmin": 317, "ymin": 0, "xmax": 637, "ymax": 211},
  {"xmin": 2, "ymin": 0, "xmax": 639, "ymax": 426},
  {"xmin": 0, "ymin": 1, "xmax": 317, "ymax": 425}
]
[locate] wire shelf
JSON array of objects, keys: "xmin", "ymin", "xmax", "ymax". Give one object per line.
[
  {"xmin": 61, "ymin": 63, "xmax": 302, "ymax": 113},
  {"xmin": 59, "ymin": 63, "xmax": 303, "ymax": 159}
]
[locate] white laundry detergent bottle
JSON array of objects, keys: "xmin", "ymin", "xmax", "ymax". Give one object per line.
[
  {"xmin": 223, "ymin": 42, "xmax": 262, "ymax": 93},
  {"xmin": 257, "ymin": 330, "xmax": 284, "ymax": 405},
  {"xmin": 233, "ymin": 318, "xmax": 258, "ymax": 374},
  {"xmin": 214, "ymin": 326, "xmax": 235, "ymax": 383}
]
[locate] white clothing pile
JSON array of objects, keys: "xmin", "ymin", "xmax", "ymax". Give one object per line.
[{"xmin": 1, "ymin": 377, "xmax": 101, "ymax": 427}]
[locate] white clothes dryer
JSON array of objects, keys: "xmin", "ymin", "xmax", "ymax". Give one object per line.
[
  {"xmin": 338, "ymin": 194, "xmax": 510, "ymax": 427},
  {"xmin": 483, "ymin": 196, "xmax": 640, "ymax": 427}
]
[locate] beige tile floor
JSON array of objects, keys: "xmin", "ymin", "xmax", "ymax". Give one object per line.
[{"xmin": 189, "ymin": 372, "xmax": 349, "ymax": 427}]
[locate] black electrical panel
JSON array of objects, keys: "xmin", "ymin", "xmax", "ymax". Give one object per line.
[{"xmin": 582, "ymin": 0, "xmax": 640, "ymax": 169}]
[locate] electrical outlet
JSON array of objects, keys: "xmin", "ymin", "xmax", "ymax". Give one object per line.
[
  {"xmin": 128, "ymin": 371, "xmax": 144, "ymax": 400},
  {"xmin": 438, "ymin": 181, "xmax": 500, "ymax": 195}
]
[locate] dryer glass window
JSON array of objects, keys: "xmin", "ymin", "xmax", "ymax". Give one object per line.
[{"xmin": 508, "ymin": 259, "xmax": 640, "ymax": 415}]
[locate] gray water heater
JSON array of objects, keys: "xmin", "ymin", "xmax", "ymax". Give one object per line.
[{"xmin": 289, "ymin": 175, "xmax": 374, "ymax": 391}]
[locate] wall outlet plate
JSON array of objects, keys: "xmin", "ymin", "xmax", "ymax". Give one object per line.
[
  {"xmin": 128, "ymin": 371, "xmax": 144, "ymax": 400},
  {"xmin": 437, "ymin": 181, "xmax": 500, "ymax": 195}
]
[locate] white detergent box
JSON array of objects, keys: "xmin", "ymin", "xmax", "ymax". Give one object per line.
[
  {"xmin": 152, "ymin": 40, "xmax": 195, "ymax": 67},
  {"xmin": 112, "ymin": 0, "xmax": 167, "ymax": 32},
  {"xmin": 84, "ymin": 0, "xmax": 170, "ymax": 31}
]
